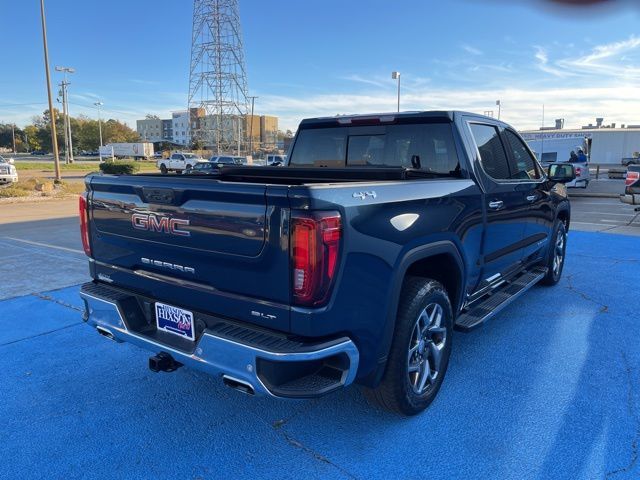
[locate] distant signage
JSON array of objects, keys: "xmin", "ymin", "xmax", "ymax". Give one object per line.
[{"xmin": 520, "ymin": 132, "xmax": 592, "ymax": 141}]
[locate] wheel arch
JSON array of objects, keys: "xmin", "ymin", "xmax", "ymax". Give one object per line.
[
  {"xmin": 363, "ymin": 241, "xmax": 465, "ymax": 387},
  {"xmin": 557, "ymin": 206, "xmax": 570, "ymax": 230}
]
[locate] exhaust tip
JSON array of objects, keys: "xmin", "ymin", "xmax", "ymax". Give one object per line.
[
  {"xmin": 96, "ymin": 326, "xmax": 116, "ymax": 341},
  {"xmin": 222, "ymin": 375, "xmax": 255, "ymax": 396}
]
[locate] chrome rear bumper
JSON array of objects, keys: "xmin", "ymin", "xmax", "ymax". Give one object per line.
[{"xmin": 80, "ymin": 284, "xmax": 359, "ymax": 398}]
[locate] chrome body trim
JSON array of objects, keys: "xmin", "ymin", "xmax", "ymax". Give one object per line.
[{"xmin": 80, "ymin": 291, "xmax": 360, "ymax": 398}]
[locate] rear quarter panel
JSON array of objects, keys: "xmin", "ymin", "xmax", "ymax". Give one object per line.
[{"xmin": 288, "ymin": 179, "xmax": 483, "ymax": 381}]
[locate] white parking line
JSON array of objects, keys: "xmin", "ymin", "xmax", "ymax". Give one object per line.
[
  {"xmin": 573, "ymin": 201, "xmax": 632, "ymax": 207},
  {"xmin": 571, "ymin": 221, "xmax": 616, "ymax": 227},
  {"xmin": 0, "ymin": 237, "xmax": 84, "ymax": 255},
  {"xmin": 600, "ymin": 219, "xmax": 626, "ymax": 224},
  {"xmin": 579, "ymin": 211, "xmax": 635, "ymax": 216}
]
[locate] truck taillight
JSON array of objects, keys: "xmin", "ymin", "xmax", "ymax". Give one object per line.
[
  {"xmin": 575, "ymin": 167, "xmax": 582, "ymax": 176},
  {"xmin": 79, "ymin": 193, "xmax": 91, "ymax": 257},
  {"xmin": 626, "ymin": 171, "xmax": 639, "ymax": 186},
  {"xmin": 291, "ymin": 211, "xmax": 341, "ymax": 307}
]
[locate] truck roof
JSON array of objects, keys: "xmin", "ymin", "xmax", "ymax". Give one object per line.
[{"xmin": 299, "ymin": 110, "xmax": 503, "ymax": 127}]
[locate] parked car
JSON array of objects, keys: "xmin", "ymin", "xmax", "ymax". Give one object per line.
[
  {"xmin": 154, "ymin": 152, "xmax": 164, "ymax": 159},
  {"xmin": 620, "ymin": 164, "xmax": 640, "ymax": 206},
  {"xmin": 31, "ymin": 150, "xmax": 48, "ymax": 156},
  {"xmin": 622, "ymin": 156, "xmax": 640, "ymax": 167},
  {"xmin": 266, "ymin": 154, "xmax": 286, "ymax": 166},
  {"xmin": 157, "ymin": 152, "xmax": 207, "ymax": 174},
  {"xmin": 79, "ymin": 110, "xmax": 575, "ymax": 415},
  {"xmin": 184, "ymin": 162, "xmax": 220, "ymax": 175},
  {"xmin": 0, "ymin": 155, "xmax": 18, "ymax": 185},
  {"xmin": 209, "ymin": 155, "xmax": 243, "ymax": 166}
]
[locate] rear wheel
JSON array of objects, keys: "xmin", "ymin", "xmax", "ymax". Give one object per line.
[
  {"xmin": 541, "ymin": 221, "xmax": 567, "ymax": 286},
  {"xmin": 364, "ymin": 277, "xmax": 453, "ymax": 415}
]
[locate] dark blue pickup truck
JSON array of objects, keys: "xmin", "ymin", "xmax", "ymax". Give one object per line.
[{"xmin": 79, "ymin": 111, "xmax": 575, "ymax": 415}]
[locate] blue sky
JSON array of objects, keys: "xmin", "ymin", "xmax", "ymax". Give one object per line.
[{"xmin": 1, "ymin": 0, "xmax": 640, "ymax": 132}]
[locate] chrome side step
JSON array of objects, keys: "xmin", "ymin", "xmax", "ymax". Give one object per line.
[{"xmin": 455, "ymin": 266, "xmax": 547, "ymax": 332}]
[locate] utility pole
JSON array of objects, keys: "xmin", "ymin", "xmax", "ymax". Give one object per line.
[
  {"xmin": 95, "ymin": 101, "xmax": 104, "ymax": 161},
  {"xmin": 496, "ymin": 100, "xmax": 501, "ymax": 120},
  {"xmin": 248, "ymin": 95, "xmax": 258, "ymax": 156},
  {"xmin": 11, "ymin": 124, "xmax": 16, "ymax": 154},
  {"xmin": 57, "ymin": 83, "xmax": 70, "ymax": 164},
  {"xmin": 39, "ymin": 0, "xmax": 61, "ymax": 181},
  {"xmin": 56, "ymin": 66, "xmax": 75, "ymax": 163}
]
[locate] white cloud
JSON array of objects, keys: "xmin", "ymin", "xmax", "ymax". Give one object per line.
[
  {"xmin": 341, "ymin": 74, "xmax": 386, "ymax": 88},
  {"xmin": 535, "ymin": 36, "xmax": 640, "ymax": 79},
  {"xmin": 462, "ymin": 44, "xmax": 483, "ymax": 56},
  {"xmin": 259, "ymin": 85, "xmax": 640, "ymax": 132}
]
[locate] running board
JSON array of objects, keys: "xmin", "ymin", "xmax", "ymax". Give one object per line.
[{"xmin": 455, "ymin": 266, "xmax": 547, "ymax": 332}]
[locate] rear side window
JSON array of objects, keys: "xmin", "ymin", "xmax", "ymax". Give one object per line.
[
  {"xmin": 469, "ymin": 124, "xmax": 510, "ymax": 180},
  {"xmin": 503, "ymin": 130, "xmax": 542, "ymax": 180},
  {"xmin": 289, "ymin": 123, "xmax": 460, "ymax": 175}
]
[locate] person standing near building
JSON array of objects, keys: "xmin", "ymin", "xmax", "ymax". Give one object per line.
[{"xmin": 576, "ymin": 148, "xmax": 588, "ymax": 163}]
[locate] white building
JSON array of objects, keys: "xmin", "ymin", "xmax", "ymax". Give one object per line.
[
  {"xmin": 136, "ymin": 118, "xmax": 163, "ymax": 142},
  {"xmin": 520, "ymin": 125, "xmax": 640, "ymax": 165},
  {"xmin": 171, "ymin": 111, "xmax": 190, "ymax": 146}
]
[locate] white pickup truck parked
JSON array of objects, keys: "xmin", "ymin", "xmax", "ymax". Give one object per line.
[
  {"xmin": 0, "ymin": 156, "xmax": 18, "ymax": 185},
  {"xmin": 157, "ymin": 152, "xmax": 207, "ymax": 174}
]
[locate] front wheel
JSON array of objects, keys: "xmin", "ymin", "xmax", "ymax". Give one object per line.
[
  {"xmin": 160, "ymin": 164, "xmax": 168, "ymax": 174},
  {"xmin": 541, "ymin": 221, "xmax": 567, "ymax": 286},
  {"xmin": 364, "ymin": 277, "xmax": 453, "ymax": 416}
]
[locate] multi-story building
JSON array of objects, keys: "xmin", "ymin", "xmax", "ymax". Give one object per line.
[
  {"xmin": 260, "ymin": 115, "xmax": 278, "ymax": 147},
  {"xmin": 161, "ymin": 119, "xmax": 173, "ymax": 142},
  {"xmin": 136, "ymin": 118, "xmax": 163, "ymax": 142},
  {"xmin": 135, "ymin": 112, "xmax": 279, "ymax": 150},
  {"xmin": 171, "ymin": 111, "xmax": 190, "ymax": 146}
]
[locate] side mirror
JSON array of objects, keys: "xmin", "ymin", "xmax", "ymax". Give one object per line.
[{"xmin": 548, "ymin": 163, "xmax": 576, "ymax": 183}]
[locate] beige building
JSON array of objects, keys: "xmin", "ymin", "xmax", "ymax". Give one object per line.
[{"xmin": 260, "ymin": 116, "xmax": 278, "ymax": 146}]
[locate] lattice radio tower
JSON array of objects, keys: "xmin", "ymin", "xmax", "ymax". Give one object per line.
[{"xmin": 188, "ymin": 0, "xmax": 249, "ymax": 153}]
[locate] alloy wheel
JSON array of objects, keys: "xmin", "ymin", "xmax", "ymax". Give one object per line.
[{"xmin": 407, "ymin": 303, "xmax": 447, "ymax": 395}]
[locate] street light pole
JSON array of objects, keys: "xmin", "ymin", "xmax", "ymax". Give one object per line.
[
  {"xmin": 11, "ymin": 124, "xmax": 16, "ymax": 154},
  {"xmin": 248, "ymin": 95, "xmax": 258, "ymax": 158},
  {"xmin": 94, "ymin": 101, "xmax": 104, "ymax": 161},
  {"xmin": 496, "ymin": 99, "xmax": 501, "ymax": 120},
  {"xmin": 39, "ymin": 0, "xmax": 61, "ymax": 181},
  {"xmin": 57, "ymin": 83, "xmax": 70, "ymax": 165},
  {"xmin": 391, "ymin": 71, "xmax": 401, "ymax": 112}
]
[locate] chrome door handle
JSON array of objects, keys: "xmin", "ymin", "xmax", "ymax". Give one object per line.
[
  {"xmin": 488, "ymin": 200, "xmax": 504, "ymax": 210},
  {"xmin": 526, "ymin": 195, "xmax": 537, "ymax": 202}
]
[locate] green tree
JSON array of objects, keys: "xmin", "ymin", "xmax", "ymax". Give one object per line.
[
  {"xmin": 23, "ymin": 125, "xmax": 41, "ymax": 151},
  {"xmin": 103, "ymin": 119, "xmax": 141, "ymax": 143}
]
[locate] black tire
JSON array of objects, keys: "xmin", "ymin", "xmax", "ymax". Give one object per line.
[
  {"xmin": 541, "ymin": 221, "xmax": 567, "ymax": 286},
  {"xmin": 160, "ymin": 164, "xmax": 168, "ymax": 174},
  {"xmin": 364, "ymin": 277, "xmax": 453, "ymax": 416},
  {"xmin": 186, "ymin": 164, "xmax": 192, "ymax": 170}
]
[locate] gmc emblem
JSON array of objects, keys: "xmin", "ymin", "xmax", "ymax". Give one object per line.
[{"xmin": 131, "ymin": 213, "xmax": 191, "ymax": 237}]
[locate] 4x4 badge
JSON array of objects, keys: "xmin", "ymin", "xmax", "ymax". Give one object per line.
[{"xmin": 352, "ymin": 191, "xmax": 377, "ymax": 200}]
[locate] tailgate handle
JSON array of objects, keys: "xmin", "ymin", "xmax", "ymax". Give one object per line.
[{"xmin": 142, "ymin": 188, "xmax": 175, "ymax": 204}]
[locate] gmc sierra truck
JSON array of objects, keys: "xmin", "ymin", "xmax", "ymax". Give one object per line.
[{"xmin": 79, "ymin": 111, "xmax": 575, "ymax": 415}]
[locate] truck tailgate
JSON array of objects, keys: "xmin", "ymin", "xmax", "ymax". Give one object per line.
[{"xmin": 86, "ymin": 174, "xmax": 291, "ymax": 330}]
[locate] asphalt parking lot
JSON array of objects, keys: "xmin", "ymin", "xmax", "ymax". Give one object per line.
[{"xmin": 1, "ymin": 198, "xmax": 639, "ymax": 479}]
